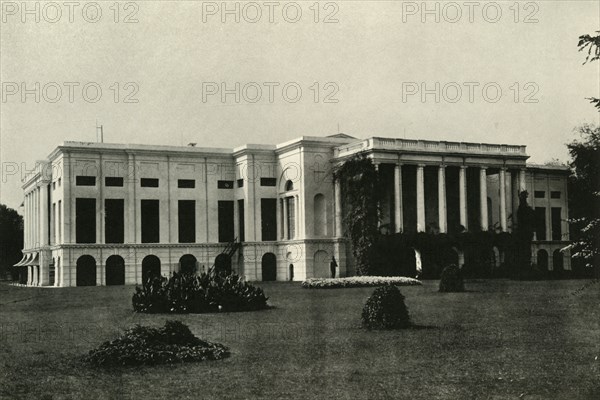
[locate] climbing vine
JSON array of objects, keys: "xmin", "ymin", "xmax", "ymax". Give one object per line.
[{"xmin": 335, "ymin": 155, "xmax": 382, "ymax": 275}]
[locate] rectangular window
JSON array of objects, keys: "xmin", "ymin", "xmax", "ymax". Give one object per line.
[
  {"xmin": 534, "ymin": 191, "xmax": 545, "ymax": 199},
  {"xmin": 141, "ymin": 178, "xmax": 159, "ymax": 188},
  {"xmin": 178, "ymin": 179, "xmax": 195, "ymax": 189},
  {"xmin": 58, "ymin": 200, "xmax": 62, "ymax": 243},
  {"xmin": 534, "ymin": 207, "xmax": 546, "ymax": 241},
  {"xmin": 105, "ymin": 177, "xmax": 124, "ymax": 187},
  {"xmin": 218, "ymin": 180, "xmax": 234, "ymax": 189},
  {"xmin": 141, "ymin": 200, "xmax": 160, "ymax": 243},
  {"xmin": 237, "ymin": 179, "xmax": 244, "ymax": 188},
  {"xmin": 52, "ymin": 182, "xmax": 56, "ymax": 190},
  {"xmin": 551, "ymin": 207, "xmax": 562, "ymax": 241},
  {"xmin": 260, "ymin": 178, "xmax": 277, "ymax": 187},
  {"xmin": 76, "ymin": 176, "xmax": 96, "ymax": 186},
  {"xmin": 261, "ymin": 198, "xmax": 277, "ymax": 241},
  {"xmin": 218, "ymin": 201, "xmax": 234, "ymax": 243},
  {"xmin": 178, "ymin": 200, "xmax": 196, "ymax": 243},
  {"xmin": 286, "ymin": 197, "xmax": 295, "ymax": 239},
  {"xmin": 105, "ymin": 199, "xmax": 125, "ymax": 243},
  {"xmin": 75, "ymin": 198, "xmax": 96, "ymax": 243},
  {"xmin": 238, "ymin": 199, "xmax": 245, "ymax": 242},
  {"xmin": 550, "ymin": 191, "xmax": 561, "ymax": 199},
  {"xmin": 58, "ymin": 178, "xmax": 61, "ymax": 187}
]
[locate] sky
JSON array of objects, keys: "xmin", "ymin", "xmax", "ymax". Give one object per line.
[{"xmin": 1, "ymin": 0, "xmax": 599, "ymax": 211}]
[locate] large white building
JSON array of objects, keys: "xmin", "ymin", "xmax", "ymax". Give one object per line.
[{"xmin": 14, "ymin": 134, "xmax": 571, "ymax": 286}]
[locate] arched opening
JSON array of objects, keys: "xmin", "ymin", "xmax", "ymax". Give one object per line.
[
  {"xmin": 179, "ymin": 254, "xmax": 197, "ymax": 275},
  {"xmin": 142, "ymin": 255, "xmax": 161, "ymax": 283},
  {"xmin": 553, "ymin": 249, "xmax": 564, "ymax": 277},
  {"xmin": 313, "ymin": 193, "xmax": 326, "ymax": 237},
  {"xmin": 289, "ymin": 264, "xmax": 294, "ymax": 281},
  {"xmin": 76, "ymin": 255, "xmax": 96, "ymax": 286},
  {"xmin": 313, "ymin": 250, "xmax": 330, "ymax": 278},
  {"xmin": 106, "ymin": 255, "xmax": 125, "ymax": 285},
  {"xmin": 50, "ymin": 258, "xmax": 56, "ymax": 286},
  {"xmin": 285, "ymin": 180, "xmax": 294, "ymax": 191},
  {"xmin": 261, "ymin": 253, "xmax": 277, "ymax": 281},
  {"xmin": 214, "ymin": 254, "xmax": 232, "ymax": 276},
  {"xmin": 56, "ymin": 256, "xmax": 61, "ymax": 287},
  {"xmin": 537, "ymin": 249, "xmax": 548, "ymax": 271}
]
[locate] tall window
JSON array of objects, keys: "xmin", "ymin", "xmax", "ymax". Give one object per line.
[
  {"xmin": 178, "ymin": 200, "xmax": 196, "ymax": 243},
  {"xmin": 261, "ymin": 198, "xmax": 277, "ymax": 241},
  {"xmin": 238, "ymin": 199, "xmax": 245, "ymax": 242},
  {"xmin": 51, "ymin": 203, "xmax": 56, "ymax": 245},
  {"xmin": 75, "ymin": 198, "xmax": 96, "ymax": 243},
  {"xmin": 286, "ymin": 197, "xmax": 295, "ymax": 239},
  {"xmin": 141, "ymin": 200, "xmax": 160, "ymax": 243},
  {"xmin": 218, "ymin": 201, "xmax": 234, "ymax": 243},
  {"xmin": 105, "ymin": 199, "xmax": 125, "ymax": 243},
  {"xmin": 551, "ymin": 207, "xmax": 562, "ymax": 241},
  {"xmin": 534, "ymin": 207, "xmax": 546, "ymax": 240}
]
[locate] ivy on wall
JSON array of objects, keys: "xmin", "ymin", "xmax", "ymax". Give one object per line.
[{"xmin": 335, "ymin": 155, "xmax": 382, "ymax": 276}]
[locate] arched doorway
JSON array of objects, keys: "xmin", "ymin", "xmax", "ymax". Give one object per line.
[
  {"xmin": 537, "ymin": 250, "xmax": 548, "ymax": 271},
  {"xmin": 313, "ymin": 250, "xmax": 329, "ymax": 278},
  {"xmin": 214, "ymin": 254, "xmax": 232, "ymax": 276},
  {"xmin": 76, "ymin": 255, "xmax": 96, "ymax": 286},
  {"xmin": 49, "ymin": 258, "xmax": 56, "ymax": 286},
  {"xmin": 179, "ymin": 254, "xmax": 197, "ymax": 275},
  {"xmin": 106, "ymin": 255, "xmax": 125, "ymax": 285},
  {"xmin": 553, "ymin": 250, "xmax": 564, "ymax": 277},
  {"xmin": 142, "ymin": 255, "xmax": 161, "ymax": 283},
  {"xmin": 261, "ymin": 253, "xmax": 277, "ymax": 281}
]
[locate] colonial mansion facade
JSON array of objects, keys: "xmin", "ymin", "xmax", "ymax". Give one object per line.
[{"xmin": 14, "ymin": 134, "xmax": 571, "ymax": 286}]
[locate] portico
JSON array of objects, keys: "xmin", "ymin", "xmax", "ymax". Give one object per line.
[{"xmin": 333, "ymin": 138, "xmax": 529, "ymax": 234}]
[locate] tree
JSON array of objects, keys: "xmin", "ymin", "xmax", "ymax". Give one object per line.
[
  {"xmin": 565, "ymin": 124, "xmax": 600, "ymax": 271},
  {"xmin": 578, "ymin": 31, "xmax": 600, "ymax": 110},
  {"xmin": 514, "ymin": 191, "xmax": 536, "ymax": 272},
  {"xmin": 0, "ymin": 204, "xmax": 24, "ymax": 279}
]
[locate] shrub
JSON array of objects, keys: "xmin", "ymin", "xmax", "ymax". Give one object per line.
[
  {"xmin": 302, "ymin": 276, "xmax": 421, "ymax": 289},
  {"xmin": 439, "ymin": 264, "xmax": 465, "ymax": 292},
  {"xmin": 132, "ymin": 272, "xmax": 269, "ymax": 314},
  {"xmin": 361, "ymin": 285, "xmax": 411, "ymax": 330},
  {"xmin": 84, "ymin": 320, "xmax": 230, "ymax": 367}
]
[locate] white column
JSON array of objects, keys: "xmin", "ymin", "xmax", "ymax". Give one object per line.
[
  {"xmin": 126, "ymin": 153, "xmax": 136, "ymax": 243},
  {"xmin": 416, "ymin": 164, "xmax": 426, "ymax": 232},
  {"xmin": 334, "ymin": 179, "xmax": 342, "ymax": 237},
  {"xmin": 283, "ymin": 197, "xmax": 289, "ymax": 240},
  {"xmin": 459, "ymin": 166, "xmax": 468, "ymax": 230},
  {"xmin": 394, "ymin": 164, "xmax": 403, "ymax": 232},
  {"xmin": 438, "ymin": 165, "xmax": 447, "ymax": 233},
  {"xmin": 34, "ymin": 188, "xmax": 38, "ymax": 247},
  {"xmin": 480, "ymin": 167, "xmax": 488, "ymax": 231},
  {"xmin": 519, "ymin": 168, "xmax": 526, "ymax": 192},
  {"xmin": 499, "ymin": 168, "xmax": 507, "ymax": 231},
  {"xmin": 23, "ymin": 194, "xmax": 28, "ymax": 249},
  {"xmin": 40, "ymin": 184, "xmax": 48, "ymax": 246},
  {"xmin": 276, "ymin": 196, "xmax": 281, "ymax": 239}
]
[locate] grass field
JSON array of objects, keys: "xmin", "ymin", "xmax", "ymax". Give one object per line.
[{"xmin": 1, "ymin": 279, "xmax": 599, "ymax": 399}]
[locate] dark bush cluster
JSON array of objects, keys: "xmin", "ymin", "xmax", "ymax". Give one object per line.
[
  {"xmin": 84, "ymin": 320, "xmax": 230, "ymax": 367},
  {"xmin": 361, "ymin": 285, "xmax": 411, "ymax": 330},
  {"xmin": 439, "ymin": 264, "xmax": 465, "ymax": 292},
  {"xmin": 132, "ymin": 272, "xmax": 269, "ymax": 314}
]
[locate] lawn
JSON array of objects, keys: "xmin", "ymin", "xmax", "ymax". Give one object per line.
[{"xmin": 0, "ymin": 279, "xmax": 599, "ymax": 399}]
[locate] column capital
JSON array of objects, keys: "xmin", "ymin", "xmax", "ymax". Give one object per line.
[
  {"xmin": 480, "ymin": 166, "xmax": 488, "ymax": 171},
  {"xmin": 417, "ymin": 163, "xmax": 426, "ymax": 168},
  {"xmin": 460, "ymin": 165, "xmax": 468, "ymax": 170}
]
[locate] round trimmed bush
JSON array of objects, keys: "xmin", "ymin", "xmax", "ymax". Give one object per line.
[
  {"xmin": 361, "ymin": 285, "xmax": 411, "ymax": 330},
  {"xmin": 439, "ymin": 264, "xmax": 465, "ymax": 292}
]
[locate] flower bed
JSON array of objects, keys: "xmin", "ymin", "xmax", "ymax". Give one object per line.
[
  {"xmin": 301, "ymin": 276, "xmax": 422, "ymax": 289},
  {"xmin": 84, "ymin": 321, "xmax": 230, "ymax": 367}
]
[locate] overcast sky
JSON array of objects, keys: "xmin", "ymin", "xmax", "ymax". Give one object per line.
[{"xmin": 1, "ymin": 0, "xmax": 599, "ymax": 211}]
